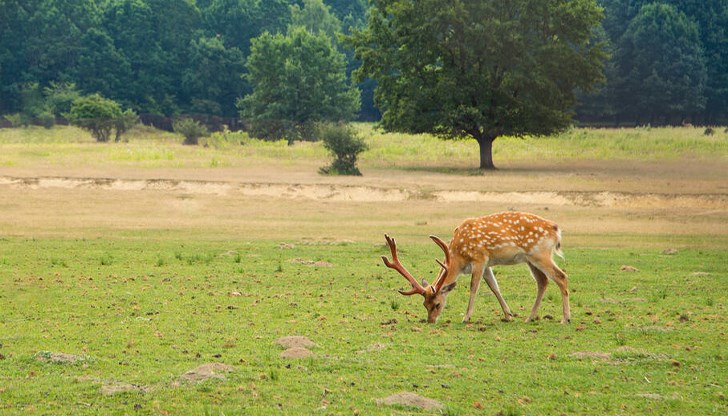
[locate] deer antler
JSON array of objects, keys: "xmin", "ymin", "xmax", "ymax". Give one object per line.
[
  {"xmin": 382, "ymin": 234, "xmax": 426, "ymax": 296},
  {"xmin": 429, "ymin": 235, "xmax": 451, "ymax": 293}
]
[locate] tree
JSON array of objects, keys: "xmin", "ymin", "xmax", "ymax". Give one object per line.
[
  {"xmin": 0, "ymin": 0, "xmax": 100, "ymax": 113},
  {"xmin": 239, "ymin": 25, "xmax": 360, "ymax": 141},
  {"xmin": 290, "ymin": 0, "xmax": 342, "ymax": 42},
  {"xmin": 592, "ymin": 0, "xmax": 728, "ymax": 125},
  {"xmin": 182, "ymin": 35, "xmax": 246, "ymax": 116},
  {"xmin": 614, "ymin": 3, "xmax": 706, "ymax": 124},
  {"xmin": 202, "ymin": 0, "xmax": 293, "ymax": 55},
  {"xmin": 102, "ymin": 0, "xmax": 201, "ymax": 115},
  {"xmin": 66, "ymin": 94, "xmax": 123, "ymax": 142},
  {"xmin": 349, "ymin": 0, "xmax": 607, "ymax": 169}
]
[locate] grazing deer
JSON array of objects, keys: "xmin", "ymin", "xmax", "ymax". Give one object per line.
[{"xmin": 382, "ymin": 212, "xmax": 570, "ymax": 324}]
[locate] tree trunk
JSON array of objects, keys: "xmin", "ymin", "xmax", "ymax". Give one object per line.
[{"xmin": 477, "ymin": 135, "xmax": 497, "ymax": 170}]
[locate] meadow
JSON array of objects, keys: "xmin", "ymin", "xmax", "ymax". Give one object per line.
[{"xmin": 0, "ymin": 125, "xmax": 726, "ymax": 415}]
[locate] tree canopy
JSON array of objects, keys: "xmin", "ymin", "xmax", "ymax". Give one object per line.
[
  {"xmin": 614, "ymin": 3, "xmax": 707, "ymax": 124},
  {"xmin": 238, "ymin": 1, "xmax": 359, "ymax": 141},
  {"xmin": 0, "ymin": 0, "xmax": 725, "ymax": 131},
  {"xmin": 349, "ymin": 0, "xmax": 607, "ymax": 169},
  {"xmin": 584, "ymin": 0, "xmax": 728, "ymax": 125}
]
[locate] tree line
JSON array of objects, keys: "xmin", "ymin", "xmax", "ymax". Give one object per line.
[
  {"xmin": 583, "ymin": 0, "xmax": 728, "ymax": 125},
  {"xmin": 0, "ymin": 0, "xmax": 372, "ymax": 128},
  {"xmin": 1, "ymin": 0, "xmax": 726, "ymax": 134}
]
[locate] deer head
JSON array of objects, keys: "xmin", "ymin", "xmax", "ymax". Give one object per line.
[{"xmin": 381, "ymin": 234, "xmax": 457, "ymax": 323}]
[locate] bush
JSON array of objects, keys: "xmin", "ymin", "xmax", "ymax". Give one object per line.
[
  {"xmin": 36, "ymin": 111, "xmax": 56, "ymax": 129},
  {"xmin": 114, "ymin": 109, "xmax": 139, "ymax": 142},
  {"xmin": 173, "ymin": 118, "xmax": 209, "ymax": 145},
  {"xmin": 319, "ymin": 123, "xmax": 368, "ymax": 176},
  {"xmin": 66, "ymin": 94, "xmax": 122, "ymax": 142},
  {"xmin": 3, "ymin": 113, "xmax": 30, "ymax": 128}
]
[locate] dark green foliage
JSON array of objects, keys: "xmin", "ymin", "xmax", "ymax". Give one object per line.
[
  {"xmin": 239, "ymin": 24, "xmax": 359, "ymax": 142},
  {"xmin": 36, "ymin": 111, "xmax": 55, "ymax": 129},
  {"xmin": 113, "ymin": 109, "xmax": 139, "ymax": 142},
  {"xmin": 1, "ymin": 0, "xmax": 725, "ymax": 126},
  {"xmin": 43, "ymin": 82, "xmax": 81, "ymax": 117},
  {"xmin": 318, "ymin": 123, "xmax": 368, "ymax": 176},
  {"xmin": 173, "ymin": 118, "xmax": 210, "ymax": 145},
  {"xmin": 614, "ymin": 3, "xmax": 706, "ymax": 124},
  {"xmin": 66, "ymin": 94, "xmax": 123, "ymax": 142},
  {"xmin": 349, "ymin": 0, "xmax": 607, "ymax": 169},
  {"xmin": 587, "ymin": 0, "xmax": 728, "ymax": 125},
  {"xmin": 182, "ymin": 36, "xmax": 246, "ymax": 117}
]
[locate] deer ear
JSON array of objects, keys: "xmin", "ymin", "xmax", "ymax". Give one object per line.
[
  {"xmin": 440, "ymin": 281, "xmax": 457, "ymax": 294},
  {"xmin": 421, "ymin": 279, "xmax": 429, "ymax": 287}
]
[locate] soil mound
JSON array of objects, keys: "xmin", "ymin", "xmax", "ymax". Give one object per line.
[
  {"xmin": 280, "ymin": 347, "xmax": 315, "ymax": 359},
  {"xmin": 377, "ymin": 392, "xmax": 444, "ymax": 410},
  {"xmin": 180, "ymin": 363, "xmax": 234, "ymax": 382},
  {"xmin": 276, "ymin": 336, "xmax": 316, "ymax": 349}
]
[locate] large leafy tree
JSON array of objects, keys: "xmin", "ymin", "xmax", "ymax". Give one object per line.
[
  {"xmin": 349, "ymin": 0, "xmax": 606, "ymax": 169},
  {"xmin": 614, "ymin": 3, "xmax": 706, "ymax": 124},
  {"xmin": 239, "ymin": 24, "xmax": 359, "ymax": 141}
]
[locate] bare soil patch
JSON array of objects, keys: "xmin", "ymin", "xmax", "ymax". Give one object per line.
[
  {"xmin": 276, "ymin": 336, "xmax": 316, "ymax": 349},
  {"xmin": 34, "ymin": 351, "xmax": 87, "ymax": 364},
  {"xmin": 276, "ymin": 336, "xmax": 316, "ymax": 359},
  {"xmin": 377, "ymin": 392, "xmax": 444, "ymax": 410},
  {"xmin": 280, "ymin": 347, "xmax": 315, "ymax": 359},
  {"xmin": 180, "ymin": 363, "xmax": 235, "ymax": 383},
  {"xmin": 100, "ymin": 383, "xmax": 149, "ymax": 395}
]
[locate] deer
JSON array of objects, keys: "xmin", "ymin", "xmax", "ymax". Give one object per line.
[{"xmin": 382, "ymin": 211, "xmax": 570, "ymax": 324}]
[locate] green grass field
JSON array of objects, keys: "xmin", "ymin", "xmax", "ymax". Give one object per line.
[
  {"xmin": 0, "ymin": 238, "xmax": 725, "ymax": 415},
  {"xmin": 0, "ymin": 125, "xmax": 726, "ymax": 415}
]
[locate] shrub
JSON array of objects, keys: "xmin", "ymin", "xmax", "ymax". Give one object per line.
[
  {"xmin": 36, "ymin": 111, "xmax": 56, "ymax": 129},
  {"xmin": 173, "ymin": 118, "xmax": 209, "ymax": 145},
  {"xmin": 3, "ymin": 113, "xmax": 30, "ymax": 128},
  {"xmin": 66, "ymin": 94, "xmax": 122, "ymax": 142},
  {"xmin": 114, "ymin": 109, "xmax": 139, "ymax": 142},
  {"xmin": 43, "ymin": 82, "xmax": 81, "ymax": 116},
  {"xmin": 319, "ymin": 123, "xmax": 368, "ymax": 176},
  {"xmin": 704, "ymin": 127, "xmax": 714, "ymax": 136}
]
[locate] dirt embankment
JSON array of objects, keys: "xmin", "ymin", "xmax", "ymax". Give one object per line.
[{"xmin": 2, "ymin": 175, "xmax": 726, "ymax": 210}]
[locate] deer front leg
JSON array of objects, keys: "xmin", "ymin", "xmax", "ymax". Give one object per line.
[
  {"xmin": 483, "ymin": 267, "xmax": 514, "ymax": 322},
  {"xmin": 462, "ymin": 263, "xmax": 484, "ymax": 323}
]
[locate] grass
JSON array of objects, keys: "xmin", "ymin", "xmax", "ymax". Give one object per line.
[
  {"xmin": 0, "ymin": 124, "xmax": 726, "ymax": 171},
  {"xmin": 0, "ymin": 238, "xmax": 725, "ymax": 415},
  {"xmin": 0, "ymin": 124, "xmax": 726, "ymax": 414}
]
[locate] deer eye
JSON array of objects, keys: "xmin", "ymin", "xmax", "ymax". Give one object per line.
[{"xmin": 434, "ymin": 303, "xmax": 441, "ymax": 309}]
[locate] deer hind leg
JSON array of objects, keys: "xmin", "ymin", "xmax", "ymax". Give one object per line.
[
  {"xmin": 482, "ymin": 267, "xmax": 514, "ymax": 322},
  {"xmin": 530, "ymin": 256, "xmax": 570, "ymax": 324},
  {"xmin": 526, "ymin": 262, "xmax": 549, "ymax": 322}
]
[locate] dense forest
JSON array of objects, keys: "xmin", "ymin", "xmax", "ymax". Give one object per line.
[{"xmin": 1, "ymin": 0, "xmax": 726, "ymax": 129}]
